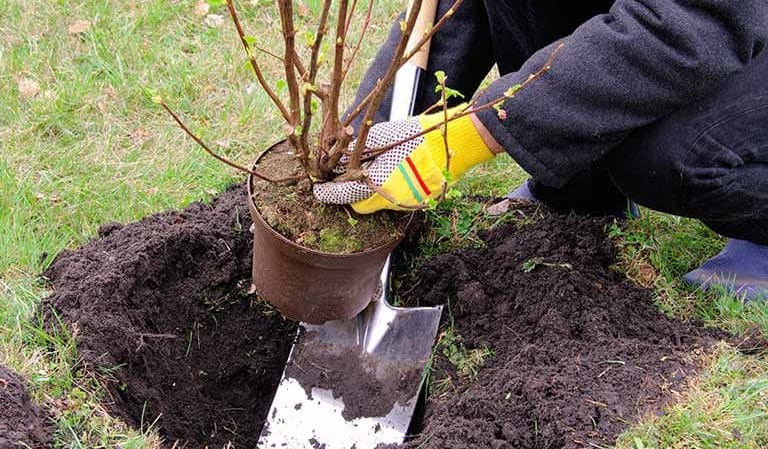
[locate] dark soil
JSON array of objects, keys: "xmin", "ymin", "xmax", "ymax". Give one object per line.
[
  {"xmin": 0, "ymin": 365, "xmax": 54, "ymax": 449},
  {"xmin": 286, "ymin": 329, "xmax": 424, "ymax": 420},
  {"xmin": 390, "ymin": 203, "xmax": 728, "ymax": 449},
  {"xmin": 251, "ymin": 141, "xmax": 407, "ymax": 253},
  {"xmin": 41, "ymin": 185, "xmax": 296, "ymax": 449},
  {"xmin": 39, "ymin": 185, "xmax": 731, "ymax": 449}
]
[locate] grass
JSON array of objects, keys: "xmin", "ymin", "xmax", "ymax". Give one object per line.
[
  {"xmin": 1, "ymin": 0, "xmax": 767, "ymax": 447},
  {"xmin": 1, "ymin": 0, "xmax": 398, "ymax": 446}
]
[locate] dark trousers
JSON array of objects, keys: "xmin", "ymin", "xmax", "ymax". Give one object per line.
[{"xmin": 352, "ymin": 0, "xmax": 768, "ymax": 244}]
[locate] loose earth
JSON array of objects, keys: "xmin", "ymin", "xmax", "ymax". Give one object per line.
[
  {"xmin": 41, "ymin": 185, "xmax": 296, "ymax": 448},
  {"xmin": 0, "ymin": 365, "xmax": 54, "ymax": 449},
  {"xmin": 390, "ymin": 203, "xmax": 727, "ymax": 449},
  {"xmin": 41, "ymin": 186, "xmax": 729, "ymax": 448}
]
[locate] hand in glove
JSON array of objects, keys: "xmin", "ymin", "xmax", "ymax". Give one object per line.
[{"xmin": 313, "ymin": 106, "xmax": 497, "ymax": 214}]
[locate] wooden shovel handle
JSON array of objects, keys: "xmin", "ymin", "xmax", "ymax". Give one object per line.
[{"xmin": 404, "ymin": 0, "xmax": 439, "ymax": 69}]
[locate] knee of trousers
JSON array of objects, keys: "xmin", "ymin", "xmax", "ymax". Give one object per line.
[{"xmin": 606, "ymin": 122, "xmax": 753, "ymax": 218}]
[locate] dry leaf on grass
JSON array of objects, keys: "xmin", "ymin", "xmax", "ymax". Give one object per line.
[
  {"xmin": 194, "ymin": 1, "xmax": 210, "ymax": 16},
  {"xmin": 203, "ymin": 14, "xmax": 225, "ymax": 28},
  {"xmin": 129, "ymin": 128, "xmax": 153, "ymax": 146},
  {"xmin": 17, "ymin": 78, "xmax": 40, "ymax": 100},
  {"xmin": 67, "ymin": 20, "xmax": 91, "ymax": 35}
]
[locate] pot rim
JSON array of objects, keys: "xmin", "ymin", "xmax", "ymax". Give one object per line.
[{"xmin": 247, "ymin": 141, "xmax": 413, "ymax": 259}]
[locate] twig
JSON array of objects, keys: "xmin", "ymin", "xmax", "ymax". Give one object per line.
[
  {"xmin": 343, "ymin": 0, "xmax": 460, "ymax": 128},
  {"xmin": 321, "ymin": 0, "xmax": 350, "ymax": 152},
  {"xmin": 340, "ymin": 0, "xmax": 375, "ymax": 85},
  {"xmin": 161, "ymin": 102, "xmax": 302, "ymax": 183},
  {"xmin": 356, "ymin": 43, "xmax": 565, "ymax": 160},
  {"xmin": 347, "ymin": 0, "xmax": 425, "ymax": 170},
  {"xmin": 344, "ymin": 0, "xmax": 361, "ymax": 33},
  {"xmin": 438, "ymin": 74, "xmax": 450, "ymax": 200},
  {"xmin": 226, "ymin": 0, "xmax": 291, "ymax": 123},
  {"xmin": 301, "ymin": 0, "xmax": 332, "ymax": 173},
  {"xmin": 252, "ymin": 45, "xmax": 285, "ymax": 63}
]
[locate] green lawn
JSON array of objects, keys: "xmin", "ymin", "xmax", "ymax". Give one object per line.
[{"xmin": 1, "ymin": 1, "xmax": 766, "ymax": 448}]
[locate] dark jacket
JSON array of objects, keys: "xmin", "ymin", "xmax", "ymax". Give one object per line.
[{"xmin": 476, "ymin": 0, "xmax": 768, "ymax": 187}]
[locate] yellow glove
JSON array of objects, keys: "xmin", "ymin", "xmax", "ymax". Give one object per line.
[{"xmin": 313, "ymin": 106, "xmax": 495, "ymax": 214}]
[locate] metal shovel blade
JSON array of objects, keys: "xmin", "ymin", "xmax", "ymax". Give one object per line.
[{"xmin": 257, "ymin": 258, "xmax": 442, "ymax": 448}]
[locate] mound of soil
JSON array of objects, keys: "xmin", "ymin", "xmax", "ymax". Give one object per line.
[
  {"xmin": 392, "ymin": 204, "xmax": 725, "ymax": 449},
  {"xmin": 0, "ymin": 365, "xmax": 54, "ymax": 449},
  {"xmin": 41, "ymin": 185, "xmax": 296, "ymax": 448},
  {"xmin": 40, "ymin": 184, "xmax": 729, "ymax": 449}
]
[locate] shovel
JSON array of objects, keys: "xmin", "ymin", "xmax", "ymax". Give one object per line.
[{"xmin": 257, "ymin": 1, "xmax": 442, "ymax": 447}]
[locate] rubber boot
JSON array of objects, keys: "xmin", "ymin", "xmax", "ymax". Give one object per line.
[
  {"xmin": 506, "ymin": 179, "xmax": 538, "ymax": 202},
  {"xmin": 506, "ymin": 179, "xmax": 639, "ymax": 218},
  {"xmin": 683, "ymin": 239, "xmax": 768, "ymax": 301}
]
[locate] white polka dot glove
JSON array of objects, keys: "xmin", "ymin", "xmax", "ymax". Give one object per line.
[{"xmin": 313, "ymin": 106, "xmax": 495, "ymax": 214}]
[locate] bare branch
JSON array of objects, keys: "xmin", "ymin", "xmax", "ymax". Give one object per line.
[
  {"xmin": 346, "ymin": 0, "xmax": 425, "ymax": 170},
  {"xmin": 161, "ymin": 102, "xmax": 302, "ymax": 184},
  {"xmin": 275, "ymin": 0, "xmax": 309, "ymax": 170},
  {"xmin": 226, "ymin": 0, "xmax": 291, "ymax": 123},
  {"xmin": 356, "ymin": 43, "xmax": 565, "ymax": 160},
  {"xmin": 439, "ymin": 75, "xmax": 451, "ymax": 181},
  {"xmin": 301, "ymin": 0, "xmax": 333, "ymax": 171},
  {"xmin": 343, "ymin": 0, "xmax": 461, "ymax": 128},
  {"xmin": 344, "ymin": 0, "xmax": 361, "ymax": 33},
  {"xmin": 321, "ymin": 0, "xmax": 350, "ymax": 148},
  {"xmin": 340, "ymin": 0, "xmax": 375, "ymax": 86},
  {"xmin": 276, "ymin": 0, "xmax": 301, "ymax": 125}
]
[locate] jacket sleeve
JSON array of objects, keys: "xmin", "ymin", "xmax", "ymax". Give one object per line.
[{"xmin": 476, "ymin": 0, "xmax": 768, "ymax": 188}]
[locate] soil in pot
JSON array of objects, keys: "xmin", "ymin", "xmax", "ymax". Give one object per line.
[
  {"xmin": 40, "ymin": 185, "xmax": 296, "ymax": 448},
  {"xmin": 250, "ymin": 141, "xmax": 409, "ymax": 254},
  {"xmin": 0, "ymin": 365, "xmax": 54, "ymax": 449},
  {"xmin": 388, "ymin": 203, "xmax": 732, "ymax": 449}
]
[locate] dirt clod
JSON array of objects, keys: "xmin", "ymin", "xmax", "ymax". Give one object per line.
[
  {"xmin": 392, "ymin": 204, "xmax": 725, "ymax": 449},
  {"xmin": 0, "ymin": 365, "xmax": 54, "ymax": 449},
  {"xmin": 286, "ymin": 330, "xmax": 424, "ymax": 420},
  {"xmin": 41, "ymin": 185, "xmax": 296, "ymax": 448}
]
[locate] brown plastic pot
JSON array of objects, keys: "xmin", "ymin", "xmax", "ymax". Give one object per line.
[{"xmin": 247, "ymin": 144, "xmax": 409, "ymax": 324}]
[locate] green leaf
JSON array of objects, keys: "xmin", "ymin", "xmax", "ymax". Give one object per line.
[
  {"xmin": 443, "ymin": 87, "xmax": 465, "ymax": 100},
  {"xmin": 208, "ymin": 0, "xmax": 226, "ymax": 6},
  {"xmin": 303, "ymin": 31, "xmax": 316, "ymax": 48},
  {"xmin": 504, "ymin": 84, "xmax": 522, "ymax": 98},
  {"xmin": 446, "ymin": 188, "xmax": 463, "ymax": 200},
  {"xmin": 347, "ymin": 217, "xmax": 359, "ymax": 226},
  {"xmin": 244, "ymin": 35, "xmax": 257, "ymax": 47},
  {"xmin": 276, "ymin": 79, "xmax": 287, "ymax": 95},
  {"xmin": 434, "ymin": 70, "xmax": 447, "ymax": 84},
  {"xmin": 522, "ymin": 260, "xmax": 539, "ymax": 273}
]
